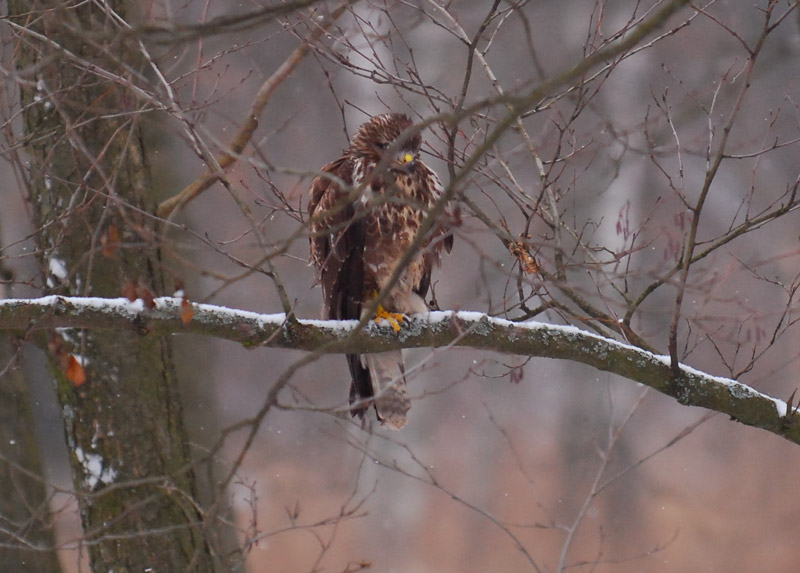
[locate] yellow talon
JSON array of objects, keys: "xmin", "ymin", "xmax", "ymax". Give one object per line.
[{"xmin": 375, "ymin": 303, "xmax": 404, "ymax": 332}]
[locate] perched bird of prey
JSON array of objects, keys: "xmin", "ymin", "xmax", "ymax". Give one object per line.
[{"xmin": 308, "ymin": 113, "xmax": 453, "ymax": 429}]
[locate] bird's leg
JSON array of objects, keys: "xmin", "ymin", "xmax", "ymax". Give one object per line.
[{"xmin": 371, "ymin": 291, "xmax": 404, "ymax": 332}]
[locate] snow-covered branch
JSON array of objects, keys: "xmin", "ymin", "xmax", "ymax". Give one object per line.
[{"xmin": 2, "ymin": 295, "xmax": 798, "ymax": 444}]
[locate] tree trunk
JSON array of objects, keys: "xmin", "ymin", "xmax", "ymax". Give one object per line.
[
  {"xmin": 8, "ymin": 1, "xmax": 216, "ymax": 570},
  {"xmin": 0, "ymin": 266, "xmax": 61, "ymax": 570}
]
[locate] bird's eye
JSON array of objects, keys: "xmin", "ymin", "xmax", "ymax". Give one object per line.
[{"xmin": 376, "ymin": 142, "xmax": 389, "ymax": 150}]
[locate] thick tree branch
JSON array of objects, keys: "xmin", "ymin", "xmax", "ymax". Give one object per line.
[{"xmin": 1, "ymin": 296, "xmax": 797, "ymax": 444}]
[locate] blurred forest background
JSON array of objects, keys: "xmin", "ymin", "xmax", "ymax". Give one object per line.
[{"xmin": 3, "ymin": 0, "xmax": 800, "ymax": 571}]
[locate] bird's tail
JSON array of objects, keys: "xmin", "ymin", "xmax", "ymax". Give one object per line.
[{"xmin": 364, "ymin": 351, "xmax": 410, "ymax": 429}]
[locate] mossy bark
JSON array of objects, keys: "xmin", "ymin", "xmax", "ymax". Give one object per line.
[{"xmin": 8, "ymin": 1, "xmax": 216, "ymax": 570}]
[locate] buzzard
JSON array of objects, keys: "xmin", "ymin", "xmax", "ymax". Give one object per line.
[{"xmin": 308, "ymin": 113, "xmax": 452, "ymax": 429}]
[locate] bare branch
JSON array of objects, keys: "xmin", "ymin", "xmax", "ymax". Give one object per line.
[
  {"xmin": 1, "ymin": 295, "xmax": 797, "ymax": 445},
  {"xmin": 156, "ymin": 0, "xmax": 357, "ymax": 218}
]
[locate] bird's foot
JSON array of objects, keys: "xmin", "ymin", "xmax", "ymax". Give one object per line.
[{"xmin": 375, "ymin": 303, "xmax": 404, "ymax": 333}]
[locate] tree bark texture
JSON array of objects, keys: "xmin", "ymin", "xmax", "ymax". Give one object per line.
[{"xmin": 8, "ymin": 1, "xmax": 215, "ymax": 570}]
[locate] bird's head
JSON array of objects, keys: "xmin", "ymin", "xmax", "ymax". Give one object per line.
[{"xmin": 349, "ymin": 113, "xmax": 422, "ymax": 175}]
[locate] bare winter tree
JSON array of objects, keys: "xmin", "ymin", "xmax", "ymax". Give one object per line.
[{"xmin": 2, "ymin": 1, "xmax": 800, "ymax": 571}]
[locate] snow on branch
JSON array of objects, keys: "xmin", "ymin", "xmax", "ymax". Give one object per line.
[{"xmin": 2, "ymin": 295, "xmax": 799, "ymax": 444}]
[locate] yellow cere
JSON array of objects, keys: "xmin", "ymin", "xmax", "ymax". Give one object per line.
[{"xmin": 403, "ymin": 153, "xmax": 414, "ymax": 164}]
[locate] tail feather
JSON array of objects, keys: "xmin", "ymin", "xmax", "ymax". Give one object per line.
[
  {"xmin": 347, "ymin": 353, "xmax": 372, "ymax": 421},
  {"xmin": 363, "ymin": 351, "xmax": 410, "ymax": 430}
]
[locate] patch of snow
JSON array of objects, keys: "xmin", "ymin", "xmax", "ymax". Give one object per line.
[
  {"xmin": 427, "ymin": 311, "xmax": 453, "ymax": 323},
  {"xmin": 303, "ymin": 318, "xmax": 358, "ymax": 331},
  {"xmin": 184, "ymin": 299, "xmax": 286, "ymax": 328},
  {"xmin": 770, "ymin": 398, "xmax": 788, "ymax": 417},
  {"xmin": 34, "ymin": 77, "xmax": 53, "ymax": 110},
  {"xmin": 454, "ymin": 310, "xmax": 489, "ymax": 322},
  {"xmin": 48, "ymin": 257, "xmax": 67, "ymax": 280},
  {"xmin": 74, "ymin": 447, "xmax": 117, "ymax": 490},
  {"xmin": 55, "ymin": 327, "xmax": 77, "ymax": 343}
]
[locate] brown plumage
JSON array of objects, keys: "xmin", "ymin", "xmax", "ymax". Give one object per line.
[{"xmin": 308, "ymin": 113, "xmax": 452, "ymax": 429}]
